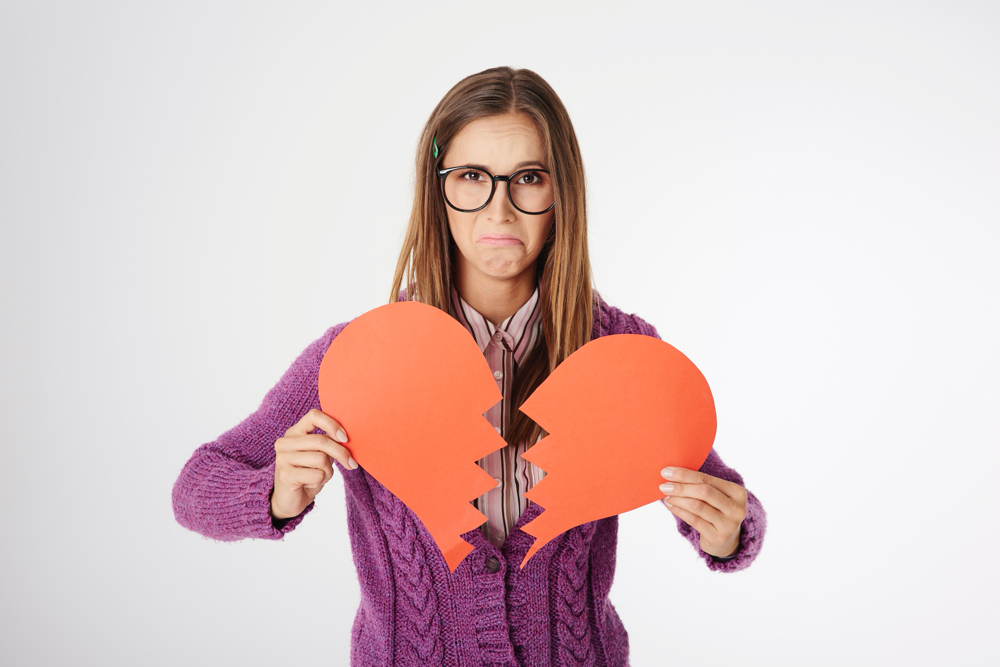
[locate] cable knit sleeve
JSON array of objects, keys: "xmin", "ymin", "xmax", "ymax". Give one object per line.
[
  {"xmin": 622, "ymin": 307, "xmax": 767, "ymax": 573},
  {"xmin": 171, "ymin": 322, "xmax": 349, "ymax": 541}
]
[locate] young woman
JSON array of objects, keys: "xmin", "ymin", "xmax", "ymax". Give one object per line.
[{"xmin": 173, "ymin": 66, "xmax": 766, "ymax": 666}]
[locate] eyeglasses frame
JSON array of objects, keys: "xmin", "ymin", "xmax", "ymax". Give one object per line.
[{"xmin": 436, "ymin": 165, "xmax": 555, "ymax": 215}]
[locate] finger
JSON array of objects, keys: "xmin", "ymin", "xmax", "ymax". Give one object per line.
[
  {"xmin": 662, "ymin": 498, "xmax": 717, "ymax": 536},
  {"xmin": 285, "ymin": 408, "xmax": 349, "ymax": 443},
  {"xmin": 277, "ymin": 433, "xmax": 357, "ymax": 470},
  {"xmin": 661, "ymin": 495, "xmax": 725, "ymax": 531},
  {"xmin": 282, "ymin": 449, "xmax": 335, "ymax": 474},
  {"xmin": 287, "ymin": 462, "xmax": 334, "ymax": 489},
  {"xmin": 659, "ymin": 477, "xmax": 736, "ymax": 516},
  {"xmin": 277, "ymin": 459, "xmax": 328, "ymax": 487},
  {"xmin": 660, "ymin": 466, "xmax": 746, "ymax": 502}
]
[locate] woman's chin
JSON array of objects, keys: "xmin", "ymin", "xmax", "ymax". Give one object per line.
[{"xmin": 475, "ymin": 261, "xmax": 534, "ymax": 285}]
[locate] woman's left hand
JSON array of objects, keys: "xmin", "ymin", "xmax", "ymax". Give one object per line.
[{"xmin": 659, "ymin": 467, "xmax": 747, "ymax": 558}]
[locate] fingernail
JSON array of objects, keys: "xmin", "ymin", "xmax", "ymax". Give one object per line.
[
  {"xmin": 659, "ymin": 483, "xmax": 674, "ymax": 493},
  {"xmin": 335, "ymin": 429, "xmax": 348, "ymax": 443},
  {"xmin": 663, "ymin": 498, "xmax": 673, "ymax": 508},
  {"xmin": 661, "ymin": 468, "xmax": 673, "ymax": 478},
  {"xmin": 348, "ymin": 456, "xmax": 359, "ymax": 470}
]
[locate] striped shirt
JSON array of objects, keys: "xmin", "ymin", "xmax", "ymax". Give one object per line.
[{"xmin": 451, "ymin": 284, "xmax": 546, "ymax": 548}]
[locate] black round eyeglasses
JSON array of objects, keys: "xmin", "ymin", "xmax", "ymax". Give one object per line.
[{"xmin": 437, "ymin": 166, "xmax": 555, "ymax": 215}]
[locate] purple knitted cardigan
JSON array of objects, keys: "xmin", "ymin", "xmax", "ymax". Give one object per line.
[{"xmin": 172, "ymin": 294, "xmax": 766, "ymax": 666}]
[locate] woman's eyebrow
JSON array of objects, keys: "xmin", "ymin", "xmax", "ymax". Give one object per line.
[{"xmin": 460, "ymin": 160, "xmax": 547, "ymax": 172}]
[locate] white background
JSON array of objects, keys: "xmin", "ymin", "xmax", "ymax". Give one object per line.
[{"xmin": 2, "ymin": 1, "xmax": 997, "ymax": 665}]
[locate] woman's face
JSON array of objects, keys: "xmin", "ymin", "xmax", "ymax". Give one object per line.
[{"xmin": 443, "ymin": 113, "xmax": 555, "ymax": 292}]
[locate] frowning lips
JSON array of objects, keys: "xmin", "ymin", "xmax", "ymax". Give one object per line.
[
  {"xmin": 476, "ymin": 233, "xmax": 522, "ymax": 245},
  {"xmin": 318, "ymin": 301, "xmax": 716, "ymax": 572}
]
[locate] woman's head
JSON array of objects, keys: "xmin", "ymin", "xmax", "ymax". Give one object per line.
[
  {"xmin": 441, "ymin": 112, "xmax": 555, "ymax": 296},
  {"xmin": 391, "ymin": 66, "xmax": 594, "ymax": 446},
  {"xmin": 392, "ymin": 67, "xmax": 592, "ymax": 344}
]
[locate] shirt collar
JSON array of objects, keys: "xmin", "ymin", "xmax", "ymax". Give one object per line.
[{"xmin": 451, "ymin": 283, "xmax": 542, "ymax": 363}]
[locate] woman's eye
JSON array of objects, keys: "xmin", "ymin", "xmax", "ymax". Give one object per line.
[
  {"xmin": 518, "ymin": 171, "xmax": 542, "ymax": 185},
  {"xmin": 461, "ymin": 170, "xmax": 483, "ymax": 181}
]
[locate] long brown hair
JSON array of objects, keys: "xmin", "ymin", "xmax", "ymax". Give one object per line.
[{"xmin": 389, "ymin": 66, "xmax": 594, "ymax": 449}]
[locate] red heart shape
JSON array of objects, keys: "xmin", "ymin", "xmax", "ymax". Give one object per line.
[
  {"xmin": 318, "ymin": 301, "xmax": 505, "ymax": 572},
  {"xmin": 518, "ymin": 334, "xmax": 716, "ymax": 567},
  {"xmin": 319, "ymin": 302, "xmax": 716, "ymax": 572}
]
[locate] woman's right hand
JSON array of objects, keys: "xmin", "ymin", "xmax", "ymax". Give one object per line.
[{"xmin": 270, "ymin": 408, "xmax": 359, "ymax": 521}]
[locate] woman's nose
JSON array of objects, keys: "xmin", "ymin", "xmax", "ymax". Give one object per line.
[{"xmin": 485, "ymin": 180, "xmax": 516, "ymax": 221}]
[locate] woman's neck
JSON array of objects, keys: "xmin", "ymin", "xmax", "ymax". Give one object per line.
[{"xmin": 455, "ymin": 266, "xmax": 537, "ymax": 327}]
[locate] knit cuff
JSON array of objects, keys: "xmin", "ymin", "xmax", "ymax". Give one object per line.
[{"xmin": 674, "ymin": 487, "xmax": 766, "ymax": 573}]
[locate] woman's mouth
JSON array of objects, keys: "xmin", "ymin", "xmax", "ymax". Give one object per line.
[{"xmin": 477, "ymin": 234, "xmax": 522, "ymax": 246}]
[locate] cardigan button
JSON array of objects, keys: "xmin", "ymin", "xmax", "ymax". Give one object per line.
[{"xmin": 485, "ymin": 556, "xmax": 500, "ymax": 573}]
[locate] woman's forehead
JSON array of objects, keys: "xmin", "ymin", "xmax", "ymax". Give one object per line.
[{"xmin": 447, "ymin": 113, "xmax": 546, "ymax": 169}]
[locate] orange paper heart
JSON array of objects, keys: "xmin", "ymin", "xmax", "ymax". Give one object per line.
[
  {"xmin": 319, "ymin": 304, "xmax": 716, "ymax": 572},
  {"xmin": 518, "ymin": 334, "xmax": 716, "ymax": 567},
  {"xmin": 318, "ymin": 301, "xmax": 506, "ymax": 572}
]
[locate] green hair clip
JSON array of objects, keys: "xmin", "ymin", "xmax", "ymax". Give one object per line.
[{"xmin": 432, "ymin": 136, "xmax": 439, "ymax": 159}]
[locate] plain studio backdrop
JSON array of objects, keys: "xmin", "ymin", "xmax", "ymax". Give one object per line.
[{"xmin": 1, "ymin": 1, "xmax": 997, "ymax": 665}]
